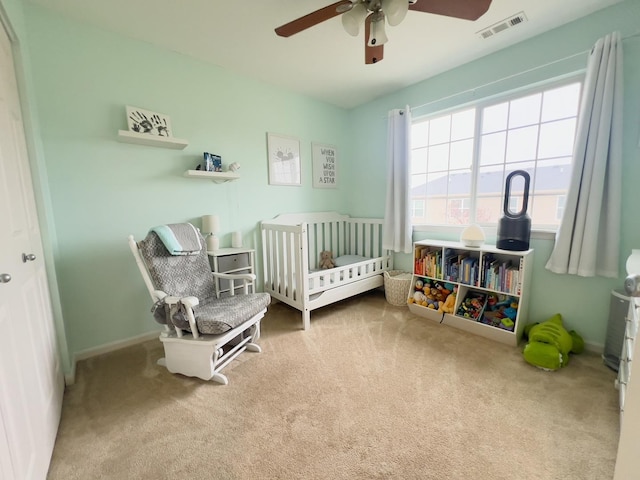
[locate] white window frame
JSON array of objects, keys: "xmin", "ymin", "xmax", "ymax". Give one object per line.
[
  {"xmin": 410, "ymin": 75, "xmax": 583, "ymax": 236},
  {"xmin": 411, "ymin": 199, "xmax": 425, "ymax": 218},
  {"xmin": 556, "ymin": 195, "xmax": 567, "ymax": 221}
]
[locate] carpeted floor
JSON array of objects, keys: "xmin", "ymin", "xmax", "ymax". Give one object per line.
[{"xmin": 47, "ymin": 291, "xmax": 620, "ymax": 479}]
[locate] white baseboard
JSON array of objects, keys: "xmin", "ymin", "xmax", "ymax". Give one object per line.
[
  {"xmin": 64, "ymin": 363, "xmax": 77, "ymax": 386},
  {"xmin": 584, "ymin": 341, "xmax": 604, "ymax": 355},
  {"xmin": 65, "ymin": 330, "xmax": 160, "ymax": 386}
]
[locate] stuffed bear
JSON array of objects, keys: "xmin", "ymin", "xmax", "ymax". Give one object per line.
[{"xmin": 319, "ymin": 250, "xmax": 335, "ymax": 269}]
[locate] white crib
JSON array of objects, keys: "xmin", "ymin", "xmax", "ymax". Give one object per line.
[{"xmin": 261, "ymin": 212, "xmax": 393, "ymax": 330}]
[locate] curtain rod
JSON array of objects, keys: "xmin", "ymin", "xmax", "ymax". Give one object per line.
[
  {"xmin": 408, "ymin": 30, "xmax": 640, "ymax": 114},
  {"xmin": 409, "ymin": 50, "xmax": 588, "ymax": 112}
]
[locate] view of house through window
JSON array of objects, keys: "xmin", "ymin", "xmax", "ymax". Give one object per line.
[{"xmin": 410, "ymin": 80, "xmax": 582, "ymax": 230}]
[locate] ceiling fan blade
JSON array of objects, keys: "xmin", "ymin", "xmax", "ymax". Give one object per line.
[
  {"xmin": 409, "ymin": 0, "xmax": 492, "ymax": 21},
  {"xmin": 275, "ymin": 0, "xmax": 354, "ymax": 37},
  {"xmin": 365, "ymin": 14, "xmax": 384, "ymax": 65}
]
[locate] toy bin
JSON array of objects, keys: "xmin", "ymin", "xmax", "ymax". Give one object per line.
[{"xmin": 383, "ymin": 270, "xmax": 413, "ymax": 307}]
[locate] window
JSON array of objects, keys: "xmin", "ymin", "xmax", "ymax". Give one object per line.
[
  {"xmin": 556, "ymin": 195, "xmax": 566, "ymax": 221},
  {"xmin": 411, "ymin": 199, "xmax": 425, "ymax": 218},
  {"xmin": 410, "ymin": 80, "xmax": 581, "ymax": 230}
]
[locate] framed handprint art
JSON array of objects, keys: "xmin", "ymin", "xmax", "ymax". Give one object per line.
[{"xmin": 126, "ymin": 106, "xmax": 172, "ymax": 137}]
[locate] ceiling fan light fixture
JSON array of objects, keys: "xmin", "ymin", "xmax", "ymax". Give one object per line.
[
  {"xmin": 383, "ymin": 0, "xmax": 409, "ymax": 26},
  {"xmin": 342, "ymin": 2, "xmax": 368, "ymax": 36},
  {"xmin": 367, "ymin": 14, "xmax": 388, "ymax": 47}
]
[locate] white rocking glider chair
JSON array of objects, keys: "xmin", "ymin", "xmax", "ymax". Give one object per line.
[{"xmin": 128, "ymin": 224, "xmax": 270, "ymax": 385}]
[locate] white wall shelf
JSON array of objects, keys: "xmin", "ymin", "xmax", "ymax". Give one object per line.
[
  {"xmin": 117, "ymin": 130, "xmax": 188, "ymax": 150},
  {"xmin": 183, "ymin": 170, "xmax": 240, "ymax": 183}
]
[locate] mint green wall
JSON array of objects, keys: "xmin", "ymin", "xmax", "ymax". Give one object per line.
[
  {"xmin": 347, "ymin": 1, "xmax": 640, "ymax": 346},
  {"xmin": 22, "ymin": 4, "xmax": 350, "ymax": 356},
  {"xmin": 15, "ymin": 1, "xmax": 640, "ymax": 364}
]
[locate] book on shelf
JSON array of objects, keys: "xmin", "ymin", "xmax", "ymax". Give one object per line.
[
  {"xmin": 444, "ymin": 249, "xmax": 458, "ymax": 282},
  {"xmin": 460, "ymin": 256, "xmax": 479, "ymax": 286},
  {"xmin": 479, "ymin": 254, "xmax": 524, "ymax": 295},
  {"xmin": 414, "ymin": 247, "xmax": 442, "ymax": 278}
]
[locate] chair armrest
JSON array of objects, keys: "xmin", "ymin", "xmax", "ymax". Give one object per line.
[
  {"xmin": 211, "ymin": 272, "xmax": 256, "ymax": 282},
  {"xmin": 179, "ymin": 296, "xmax": 200, "ymax": 309},
  {"xmin": 152, "ymin": 290, "xmax": 168, "ymax": 302},
  {"xmin": 162, "ymin": 295, "xmax": 181, "ymax": 306},
  {"xmin": 164, "ymin": 296, "xmax": 199, "ymax": 338},
  {"xmin": 211, "ymin": 272, "xmax": 255, "ymax": 296}
]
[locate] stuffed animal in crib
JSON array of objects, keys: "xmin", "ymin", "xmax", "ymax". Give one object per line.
[
  {"xmin": 319, "ymin": 250, "xmax": 335, "ymax": 269},
  {"xmin": 522, "ymin": 313, "xmax": 584, "ymax": 371}
]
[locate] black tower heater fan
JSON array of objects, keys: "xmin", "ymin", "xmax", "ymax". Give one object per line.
[{"xmin": 496, "ymin": 170, "xmax": 531, "ymax": 251}]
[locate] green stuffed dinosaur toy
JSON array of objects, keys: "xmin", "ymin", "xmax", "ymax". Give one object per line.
[{"xmin": 522, "ymin": 313, "xmax": 584, "ymax": 371}]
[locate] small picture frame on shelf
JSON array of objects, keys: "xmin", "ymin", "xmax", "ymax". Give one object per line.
[
  {"xmin": 126, "ymin": 106, "xmax": 172, "ymax": 137},
  {"xmin": 203, "ymin": 152, "xmax": 222, "ymax": 172}
]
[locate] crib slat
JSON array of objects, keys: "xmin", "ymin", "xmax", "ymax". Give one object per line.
[
  {"xmin": 331, "ymin": 221, "xmax": 337, "ymax": 256},
  {"xmin": 268, "ymin": 228, "xmax": 275, "ymax": 290},
  {"xmin": 278, "ymin": 231, "xmax": 287, "ymax": 296},
  {"xmin": 350, "ymin": 221, "xmax": 356, "ymax": 255},
  {"xmin": 323, "ymin": 222, "xmax": 331, "ymax": 254},
  {"xmin": 285, "ymin": 229, "xmax": 300, "ymax": 301},
  {"xmin": 364, "ymin": 222, "xmax": 372, "ymax": 257},
  {"xmin": 372, "ymin": 223, "xmax": 380, "ymax": 258},
  {"xmin": 307, "ymin": 222, "xmax": 317, "ymax": 270},
  {"xmin": 262, "ymin": 226, "xmax": 273, "ymax": 291},
  {"xmin": 300, "ymin": 224, "xmax": 310, "ymax": 302}
]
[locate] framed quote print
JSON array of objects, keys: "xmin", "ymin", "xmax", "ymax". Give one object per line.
[{"xmin": 312, "ymin": 142, "xmax": 337, "ymax": 189}]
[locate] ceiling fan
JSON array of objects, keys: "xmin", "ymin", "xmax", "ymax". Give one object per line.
[{"xmin": 275, "ymin": 0, "xmax": 492, "ymax": 64}]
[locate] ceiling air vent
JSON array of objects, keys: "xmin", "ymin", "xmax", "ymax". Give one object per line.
[{"xmin": 477, "ymin": 12, "xmax": 527, "ymax": 40}]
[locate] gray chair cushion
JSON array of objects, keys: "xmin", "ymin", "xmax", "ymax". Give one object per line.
[
  {"xmin": 193, "ymin": 293, "xmax": 271, "ymax": 334},
  {"xmin": 138, "ymin": 229, "xmax": 216, "ymax": 302}
]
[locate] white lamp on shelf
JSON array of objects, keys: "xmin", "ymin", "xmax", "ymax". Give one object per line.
[
  {"xmin": 202, "ymin": 215, "xmax": 220, "ymax": 252},
  {"xmin": 460, "ymin": 224, "xmax": 485, "ymax": 248}
]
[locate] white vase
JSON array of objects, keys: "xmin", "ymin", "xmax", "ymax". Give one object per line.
[
  {"xmin": 232, "ymin": 231, "xmax": 243, "ymax": 248},
  {"xmin": 626, "ymin": 249, "xmax": 640, "ymax": 275},
  {"xmin": 206, "ymin": 234, "xmax": 219, "ymax": 252}
]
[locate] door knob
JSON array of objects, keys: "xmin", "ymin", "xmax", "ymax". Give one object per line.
[
  {"xmin": 22, "ymin": 253, "xmax": 36, "ymax": 263},
  {"xmin": 0, "ymin": 273, "xmax": 11, "ymax": 283}
]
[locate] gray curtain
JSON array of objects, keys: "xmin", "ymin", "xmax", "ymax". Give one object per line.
[
  {"xmin": 383, "ymin": 107, "xmax": 413, "ymax": 254},
  {"xmin": 545, "ymin": 32, "xmax": 623, "ymax": 278}
]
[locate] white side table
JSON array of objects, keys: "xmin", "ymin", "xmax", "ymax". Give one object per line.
[{"xmin": 207, "ymin": 247, "xmax": 255, "ymax": 298}]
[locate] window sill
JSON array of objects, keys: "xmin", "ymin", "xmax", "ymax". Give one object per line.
[{"xmin": 412, "ymin": 225, "xmax": 556, "ymax": 242}]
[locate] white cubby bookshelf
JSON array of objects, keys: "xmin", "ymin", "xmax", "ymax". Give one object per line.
[{"xmin": 407, "ymin": 239, "xmax": 533, "ymax": 346}]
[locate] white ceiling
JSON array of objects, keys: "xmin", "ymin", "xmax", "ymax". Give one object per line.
[{"xmin": 26, "ymin": 0, "xmax": 622, "ymax": 109}]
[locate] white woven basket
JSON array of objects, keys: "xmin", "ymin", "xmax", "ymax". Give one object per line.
[{"xmin": 383, "ymin": 270, "xmax": 413, "ymax": 307}]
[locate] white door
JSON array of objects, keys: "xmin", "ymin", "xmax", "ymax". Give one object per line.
[{"xmin": 0, "ymin": 18, "xmax": 64, "ymax": 480}]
